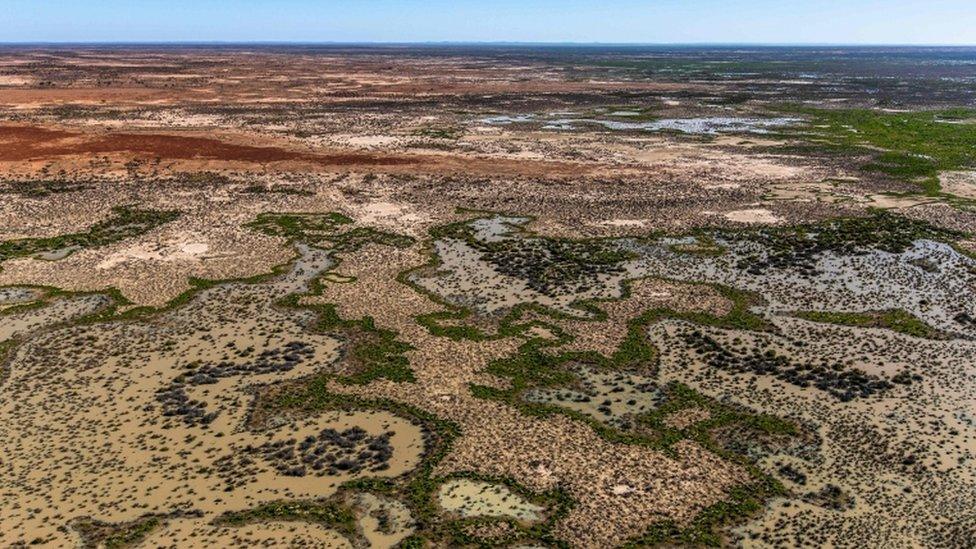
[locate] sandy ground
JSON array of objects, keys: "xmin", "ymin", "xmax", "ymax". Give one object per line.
[{"xmin": 2, "ymin": 46, "xmax": 976, "ymax": 548}]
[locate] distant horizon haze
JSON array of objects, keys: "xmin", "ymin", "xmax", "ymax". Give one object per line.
[
  {"xmin": 4, "ymin": 0, "xmax": 975, "ymax": 46},
  {"xmin": 3, "ymin": 42, "xmax": 976, "ymax": 48}
]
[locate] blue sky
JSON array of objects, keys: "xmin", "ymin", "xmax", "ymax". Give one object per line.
[{"xmin": 4, "ymin": 0, "xmax": 975, "ymax": 45}]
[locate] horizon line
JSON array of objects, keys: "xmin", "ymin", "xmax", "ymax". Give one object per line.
[{"xmin": 1, "ymin": 40, "xmax": 975, "ymax": 48}]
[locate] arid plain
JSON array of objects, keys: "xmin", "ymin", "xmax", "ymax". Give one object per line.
[{"xmin": 1, "ymin": 45, "xmax": 975, "ymax": 548}]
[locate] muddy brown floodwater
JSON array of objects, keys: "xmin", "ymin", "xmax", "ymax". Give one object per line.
[{"xmin": 0, "ymin": 246, "xmax": 426, "ymax": 546}]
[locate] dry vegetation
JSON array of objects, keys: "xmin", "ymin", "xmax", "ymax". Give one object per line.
[{"xmin": 1, "ymin": 45, "xmax": 975, "ymax": 548}]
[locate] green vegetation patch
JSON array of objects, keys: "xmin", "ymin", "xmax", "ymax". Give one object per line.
[
  {"xmin": 637, "ymin": 283, "xmax": 771, "ymax": 335},
  {"xmin": 70, "ymin": 211, "xmax": 415, "ymax": 323},
  {"xmin": 245, "ymin": 217, "xmax": 575, "ymax": 546},
  {"xmin": 71, "ymin": 515, "xmax": 165, "ymax": 549},
  {"xmin": 586, "ymin": 58, "xmax": 762, "ymax": 79},
  {"xmin": 407, "ymin": 213, "xmax": 644, "ymax": 340},
  {"xmin": 793, "ymin": 309, "xmax": 946, "ymax": 339},
  {"xmin": 279, "ymin": 295, "xmax": 415, "ymax": 385},
  {"xmin": 410, "ymin": 213, "xmax": 770, "ymax": 345},
  {"xmin": 245, "ymin": 211, "xmax": 418, "ymax": 386},
  {"xmin": 469, "ymin": 281, "xmax": 774, "ymax": 447},
  {"xmin": 248, "ymin": 212, "xmax": 414, "ymax": 253},
  {"xmin": 474, "ymin": 344, "xmax": 794, "ymax": 545},
  {"xmin": 409, "ymin": 215, "xmax": 799, "ymax": 545},
  {"xmin": 783, "ymin": 107, "xmax": 976, "ymax": 195},
  {"xmin": 432, "ymin": 216, "xmax": 634, "ymax": 294},
  {"xmin": 0, "ymin": 206, "xmax": 180, "ymax": 263},
  {"xmin": 621, "ymin": 477, "xmax": 784, "ymax": 547},
  {"xmin": 723, "ymin": 210, "xmax": 965, "ymax": 274},
  {"xmin": 618, "ymin": 383, "xmax": 796, "ymax": 546},
  {"xmin": 215, "ymin": 499, "xmax": 358, "ymax": 540}
]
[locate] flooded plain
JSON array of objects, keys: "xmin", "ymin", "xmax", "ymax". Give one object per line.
[
  {"xmin": 411, "ymin": 213, "xmax": 976, "ymax": 547},
  {"xmin": 0, "ymin": 245, "xmax": 428, "ymax": 546},
  {"xmin": 478, "ymin": 112, "xmax": 800, "ymax": 134},
  {"xmin": 437, "ymin": 479, "xmax": 546, "ymax": 523},
  {"xmin": 3, "ymin": 44, "xmax": 976, "ymax": 548},
  {"xmin": 0, "ymin": 293, "xmax": 111, "ymax": 342}
]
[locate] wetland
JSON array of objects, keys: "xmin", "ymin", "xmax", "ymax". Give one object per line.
[{"xmin": 1, "ymin": 44, "xmax": 975, "ymax": 548}]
